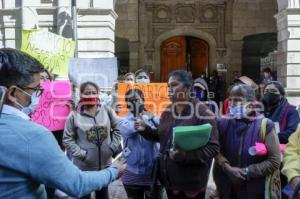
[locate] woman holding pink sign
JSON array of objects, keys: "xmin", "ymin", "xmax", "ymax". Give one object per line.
[{"xmin": 214, "ymin": 84, "xmax": 281, "ymax": 199}]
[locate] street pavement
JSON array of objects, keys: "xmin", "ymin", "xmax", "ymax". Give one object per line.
[{"xmin": 62, "ymin": 163, "xmax": 217, "ymax": 199}]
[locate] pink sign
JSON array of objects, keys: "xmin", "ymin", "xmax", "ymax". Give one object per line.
[
  {"xmin": 31, "ymin": 80, "xmax": 72, "ymax": 131},
  {"xmin": 249, "ymin": 142, "xmax": 286, "ymax": 156}
]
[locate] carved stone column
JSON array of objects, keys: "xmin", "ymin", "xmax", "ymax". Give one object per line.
[
  {"xmin": 56, "ymin": 0, "xmax": 72, "ymax": 38},
  {"xmin": 275, "ymin": 0, "xmax": 300, "ymax": 106},
  {"xmin": 129, "ymin": 41, "xmax": 140, "ymax": 71}
]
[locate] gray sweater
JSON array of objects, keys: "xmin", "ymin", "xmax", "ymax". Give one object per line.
[{"xmin": 63, "ymin": 105, "xmax": 121, "ymax": 171}]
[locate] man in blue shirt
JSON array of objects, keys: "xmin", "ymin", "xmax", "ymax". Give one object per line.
[{"xmin": 0, "ymin": 48, "xmax": 124, "ymax": 199}]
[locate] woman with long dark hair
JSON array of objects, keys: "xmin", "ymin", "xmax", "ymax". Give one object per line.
[
  {"xmin": 63, "ymin": 81, "xmax": 121, "ymax": 199},
  {"xmin": 118, "ymin": 88, "xmax": 162, "ymax": 199},
  {"xmin": 135, "ymin": 70, "xmax": 219, "ymax": 199}
]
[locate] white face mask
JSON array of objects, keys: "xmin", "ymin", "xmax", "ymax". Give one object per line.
[
  {"xmin": 21, "ymin": 92, "xmax": 40, "ymax": 115},
  {"xmin": 135, "ymin": 72, "xmax": 150, "ymax": 83},
  {"xmin": 229, "ymin": 105, "xmax": 247, "ymax": 119},
  {"xmin": 15, "ymin": 88, "xmax": 41, "ymax": 115},
  {"xmin": 136, "ymin": 78, "xmax": 150, "ymax": 83}
]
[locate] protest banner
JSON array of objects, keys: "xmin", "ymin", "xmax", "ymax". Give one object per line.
[
  {"xmin": 69, "ymin": 58, "xmax": 118, "ymax": 88},
  {"xmin": 31, "ymin": 81, "xmax": 72, "ymax": 131},
  {"xmin": 117, "ymin": 83, "xmax": 171, "ymax": 116},
  {"xmin": 21, "ymin": 29, "xmax": 75, "ymax": 77}
]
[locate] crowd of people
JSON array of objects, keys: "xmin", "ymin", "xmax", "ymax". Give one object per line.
[{"xmin": 1, "ymin": 48, "xmax": 300, "ymax": 199}]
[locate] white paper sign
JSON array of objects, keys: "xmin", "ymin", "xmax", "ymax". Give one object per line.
[{"xmin": 274, "ymin": 122, "xmax": 280, "ymax": 134}]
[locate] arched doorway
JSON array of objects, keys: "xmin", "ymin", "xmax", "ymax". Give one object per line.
[
  {"xmin": 160, "ymin": 36, "xmax": 209, "ymax": 82},
  {"xmin": 242, "ymin": 33, "xmax": 277, "ymax": 83}
]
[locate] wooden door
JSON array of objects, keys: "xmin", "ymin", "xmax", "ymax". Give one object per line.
[
  {"xmin": 188, "ymin": 38, "xmax": 209, "ymax": 79},
  {"xmin": 160, "ymin": 36, "xmax": 186, "ymax": 82}
]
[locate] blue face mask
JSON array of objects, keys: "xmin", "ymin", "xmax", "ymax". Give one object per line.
[
  {"xmin": 194, "ymin": 91, "xmax": 207, "ymax": 101},
  {"xmin": 21, "ymin": 92, "xmax": 40, "ymax": 115},
  {"xmin": 229, "ymin": 105, "xmax": 246, "ymax": 119}
]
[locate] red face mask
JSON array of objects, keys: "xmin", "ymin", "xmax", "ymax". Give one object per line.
[{"xmin": 80, "ymin": 97, "xmax": 99, "ymax": 108}]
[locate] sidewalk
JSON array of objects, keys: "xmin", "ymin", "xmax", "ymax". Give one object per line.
[
  {"xmin": 108, "ymin": 175, "xmax": 217, "ymax": 199},
  {"xmin": 62, "ymin": 168, "xmax": 217, "ymax": 199}
]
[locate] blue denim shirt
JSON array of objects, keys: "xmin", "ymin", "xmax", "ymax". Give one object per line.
[
  {"xmin": 117, "ymin": 113, "xmax": 159, "ymax": 175},
  {"xmin": 0, "ymin": 105, "xmax": 119, "ymax": 199}
]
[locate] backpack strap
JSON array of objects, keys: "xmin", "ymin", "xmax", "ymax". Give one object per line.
[
  {"xmin": 261, "ymin": 118, "xmax": 268, "ymax": 142},
  {"xmin": 280, "ymin": 104, "xmax": 295, "ymax": 130},
  {"xmin": 261, "ymin": 117, "xmax": 281, "ymax": 199}
]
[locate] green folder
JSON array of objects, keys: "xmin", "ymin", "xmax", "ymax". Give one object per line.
[{"xmin": 172, "ymin": 124, "xmax": 212, "ymax": 151}]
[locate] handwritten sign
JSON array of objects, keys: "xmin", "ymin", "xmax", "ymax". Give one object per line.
[
  {"xmin": 21, "ymin": 29, "xmax": 75, "ymax": 77},
  {"xmin": 31, "ymin": 81, "xmax": 72, "ymax": 131},
  {"xmin": 117, "ymin": 83, "xmax": 171, "ymax": 116},
  {"xmin": 69, "ymin": 58, "xmax": 118, "ymax": 88}
]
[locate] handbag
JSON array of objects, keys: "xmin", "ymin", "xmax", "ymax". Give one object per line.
[{"xmin": 261, "ymin": 118, "xmax": 281, "ymax": 199}]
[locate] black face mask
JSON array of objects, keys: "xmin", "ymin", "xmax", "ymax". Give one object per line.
[
  {"xmin": 128, "ymin": 102, "xmax": 144, "ymax": 117},
  {"xmin": 263, "ymin": 92, "xmax": 280, "ymax": 107}
]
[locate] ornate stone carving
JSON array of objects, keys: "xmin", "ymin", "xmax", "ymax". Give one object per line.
[
  {"xmin": 175, "ymin": 4, "xmax": 196, "ymax": 23},
  {"xmin": 199, "ymin": 4, "xmax": 218, "ymax": 22},
  {"xmin": 216, "ymin": 48, "xmax": 227, "ymax": 58},
  {"xmin": 153, "ymin": 5, "xmax": 171, "ymax": 23},
  {"xmin": 145, "ymin": 48, "xmax": 155, "ymax": 60},
  {"xmin": 153, "ymin": 27, "xmax": 173, "ymax": 38},
  {"xmin": 142, "ymin": 1, "xmax": 227, "ymax": 62}
]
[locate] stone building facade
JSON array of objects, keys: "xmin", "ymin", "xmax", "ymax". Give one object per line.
[
  {"xmin": 115, "ymin": 0, "xmax": 300, "ymax": 105},
  {"xmin": 0, "ymin": 0, "xmax": 117, "ymax": 58},
  {"xmin": 0, "ymin": 0, "xmax": 299, "ymax": 104},
  {"xmin": 116, "ymin": 0, "xmax": 277, "ymax": 79}
]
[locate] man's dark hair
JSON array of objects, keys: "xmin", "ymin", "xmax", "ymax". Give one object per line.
[
  {"xmin": 135, "ymin": 68, "xmax": 149, "ymax": 77},
  {"xmin": 0, "ymin": 48, "xmax": 44, "ymax": 88},
  {"xmin": 124, "ymin": 72, "xmax": 135, "ymax": 78},
  {"xmin": 125, "ymin": 88, "xmax": 145, "ymax": 102},
  {"xmin": 263, "ymin": 67, "xmax": 272, "ymax": 74},
  {"xmin": 169, "ymin": 70, "xmax": 193, "ymax": 89}
]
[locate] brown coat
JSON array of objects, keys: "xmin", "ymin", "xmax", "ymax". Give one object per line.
[{"xmin": 139, "ymin": 100, "xmax": 219, "ymax": 191}]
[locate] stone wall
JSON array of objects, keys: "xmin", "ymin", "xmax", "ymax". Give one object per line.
[
  {"xmin": 115, "ymin": 0, "xmax": 278, "ymax": 82},
  {"xmin": 115, "ymin": 0, "xmax": 139, "ymax": 70},
  {"xmin": 275, "ymin": 0, "xmax": 300, "ymax": 106},
  {"xmin": 228, "ymin": 0, "xmax": 278, "ymax": 82}
]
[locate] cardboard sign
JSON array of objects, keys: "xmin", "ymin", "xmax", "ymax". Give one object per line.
[
  {"xmin": 31, "ymin": 81, "xmax": 72, "ymax": 131},
  {"xmin": 117, "ymin": 83, "xmax": 171, "ymax": 116},
  {"xmin": 21, "ymin": 29, "xmax": 75, "ymax": 77},
  {"xmin": 68, "ymin": 58, "xmax": 118, "ymax": 88}
]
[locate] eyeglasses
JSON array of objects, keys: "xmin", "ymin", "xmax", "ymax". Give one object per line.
[{"xmin": 18, "ymin": 85, "xmax": 44, "ymax": 97}]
